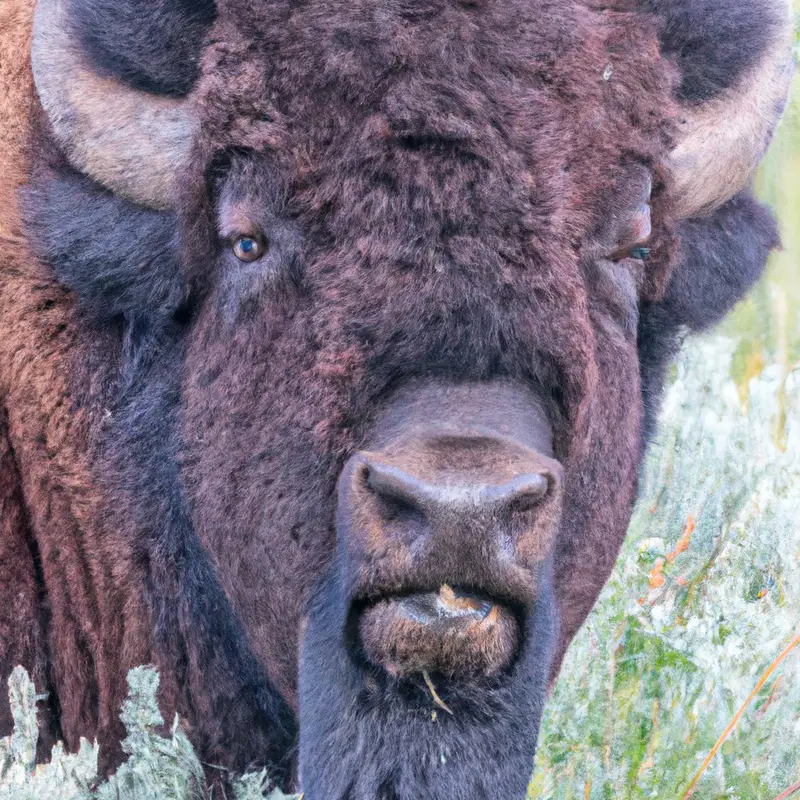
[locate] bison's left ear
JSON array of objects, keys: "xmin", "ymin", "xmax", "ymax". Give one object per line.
[
  {"xmin": 637, "ymin": 190, "xmax": 780, "ymax": 441},
  {"xmin": 649, "ymin": 190, "xmax": 780, "ymax": 333},
  {"xmin": 652, "ymin": 0, "xmax": 796, "ymax": 219}
]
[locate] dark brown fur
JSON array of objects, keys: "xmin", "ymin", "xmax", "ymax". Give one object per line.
[{"xmin": 0, "ymin": 0, "xmax": 785, "ymax": 795}]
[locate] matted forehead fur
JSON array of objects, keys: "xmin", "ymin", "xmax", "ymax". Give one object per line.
[{"xmin": 181, "ymin": 0, "xmax": 678, "ymax": 421}]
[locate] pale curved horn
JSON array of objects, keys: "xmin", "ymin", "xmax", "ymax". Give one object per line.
[
  {"xmin": 668, "ymin": 0, "xmax": 795, "ymax": 219},
  {"xmin": 31, "ymin": 0, "xmax": 199, "ymax": 210}
]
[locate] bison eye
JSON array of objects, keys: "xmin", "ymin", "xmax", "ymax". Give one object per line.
[
  {"xmin": 232, "ymin": 234, "xmax": 267, "ymax": 262},
  {"xmin": 608, "ymin": 203, "xmax": 651, "ymax": 262},
  {"xmin": 608, "ymin": 243, "xmax": 651, "ymax": 262}
]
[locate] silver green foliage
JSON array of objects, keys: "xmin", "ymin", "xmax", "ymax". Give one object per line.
[
  {"xmin": 0, "ymin": 667, "xmax": 301, "ymax": 800},
  {"xmin": 0, "ymin": 666, "xmax": 97, "ymax": 800}
]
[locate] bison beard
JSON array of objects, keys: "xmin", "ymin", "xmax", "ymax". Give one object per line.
[
  {"xmin": 0, "ymin": 0, "xmax": 791, "ymax": 797},
  {"xmin": 301, "ymin": 569, "xmax": 557, "ymax": 799}
]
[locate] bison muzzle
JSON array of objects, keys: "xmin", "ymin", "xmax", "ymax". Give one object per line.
[{"xmin": 339, "ymin": 381, "xmax": 560, "ymax": 678}]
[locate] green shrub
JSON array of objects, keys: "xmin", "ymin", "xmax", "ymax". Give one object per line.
[{"xmin": 0, "ymin": 666, "xmax": 299, "ymax": 800}]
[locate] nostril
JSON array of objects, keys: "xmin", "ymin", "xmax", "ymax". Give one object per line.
[
  {"xmin": 358, "ymin": 458, "xmax": 431, "ymax": 528},
  {"xmin": 482, "ymin": 473, "xmax": 550, "ymax": 514},
  {"xmin": 362, "ymin": 459, "xmax": 434, "ymax": 512}
]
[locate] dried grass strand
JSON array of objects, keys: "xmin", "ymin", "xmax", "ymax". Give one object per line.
[
  {"xmin": 773, "ymin": 780, "xmax": 800, "ymax": 800},
  {"xmin": 681, "ymin": 630, "xmax": 800, "ymax": 799},
  {"xmin": 422, "ymin": 671, "xmax": 454, "ymax": 716}
]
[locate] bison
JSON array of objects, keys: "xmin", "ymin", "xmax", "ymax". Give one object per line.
[{"xmin": 0, "ymin": 0, "xmax": 793, "ymax": 796}]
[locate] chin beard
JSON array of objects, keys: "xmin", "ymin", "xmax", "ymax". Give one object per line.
[{"xmin": 298, "ymin": 564, "xmax": 557, "ymax": 800}]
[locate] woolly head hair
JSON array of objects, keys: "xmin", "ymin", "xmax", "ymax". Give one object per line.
[{"xmin": 30, "ymin": 0, "xmax": 795, "ymax": 218}]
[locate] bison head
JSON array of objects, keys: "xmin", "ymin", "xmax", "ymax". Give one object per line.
[{"xmin": 17, "ymin": 0, "xmax": 792, "ymax": 796}]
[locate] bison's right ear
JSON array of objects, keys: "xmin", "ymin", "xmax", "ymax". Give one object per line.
[
  {"xmin": 30, "ymin": 0, "xmax": 213, "ymax": 210},
  {"xmin": 651, "ymin": 0, "xmax": 795, "ymax": 219},
  {"xmin": 21, "ymin": 165, "xmax": 187, "ymax": 342}
]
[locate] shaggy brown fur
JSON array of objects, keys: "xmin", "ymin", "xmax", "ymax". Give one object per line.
[
  {"xmin": 1, "ymin": 0, "xmax": 140, "ymax": 767},
  {"xmin": 0, "ymin": 0, "xmax": 33, "ymax": 237},
  {"xmin": 0, "ymin": 406, "xmax": 60, "ymax": 753},
  {"xmin": 0, "ymin": 0, "xmax": 789, "ymax": 796}
]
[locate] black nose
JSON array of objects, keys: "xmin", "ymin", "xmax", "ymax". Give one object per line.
[{"xmin": 363, "ymin": 455, "xmax": 550, "ymax": 519}]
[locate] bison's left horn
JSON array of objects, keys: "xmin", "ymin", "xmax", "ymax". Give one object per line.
[
  {"xmin": 667, "ymin": 0, "xmax": 795, "ymax": 219},
  {"xmin": 31, "ymin": 0, "xmax": 200, "ymax": 210}
]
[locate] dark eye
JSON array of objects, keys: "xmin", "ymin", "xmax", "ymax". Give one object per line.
[
  {"xmin": 608, "ymin": 243, "xmax": 651, "ymax": 262},
  {"xmin": 608, "ymin": 203, "xmax": 652, "ymax": 262},
  {"xmin": 232, "ymin": 235, "xmax": 267, "ymax": 262}
]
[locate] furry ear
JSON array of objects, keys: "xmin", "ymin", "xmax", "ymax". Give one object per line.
[
  {"xmin": 638, "ymin": 191, "xmax": 780, "ymax": 439},
  {"xmin": 69, "ymin": 0, "xmax": 216, "ymax": 96},
  {"xmin": 657, "ymin": 191, "xmax": 779, "ymax": 330},
  {"xmin": 20, "ymin": 166, "xmax": 186, "ymax": 323}
]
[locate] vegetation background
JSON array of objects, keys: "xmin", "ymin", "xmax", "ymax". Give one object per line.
[
  {"xmin": 2, "ymin": 11, "xmax": 799, "ymax": 800},
  {"xmin": 532, "ymin": 14, "xmax": 800, "ymax": 798}
]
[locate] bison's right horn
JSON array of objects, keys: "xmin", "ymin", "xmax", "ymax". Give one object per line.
[
  {"xmin": 31, "ymin": 0, "xmax": 200, "ymax": 210},
  {"xmin": 666, "ymin": 0, "xmax": 796, "ymax": 219}
]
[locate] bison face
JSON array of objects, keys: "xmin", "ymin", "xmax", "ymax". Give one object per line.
[{"xmin": 19, "ymin": 0, "xmax": 791, "ymax": 796}]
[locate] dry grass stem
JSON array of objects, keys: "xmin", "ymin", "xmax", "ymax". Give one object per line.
[
  {"xmin": 681, "ymin": 630, "xmax": 800, "ymax": 799},
  {"xmin": 773, "ymin": 779, "xmax": 800, "ymax": 800},
  {"xmin": 422, "ymin": 671, "xmax": 454, "ymax": 716}
]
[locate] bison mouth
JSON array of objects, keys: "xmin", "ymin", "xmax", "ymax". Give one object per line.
[{"xmin": 356, "ymin": 585, "xmax": 521, "ymax": 680}]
